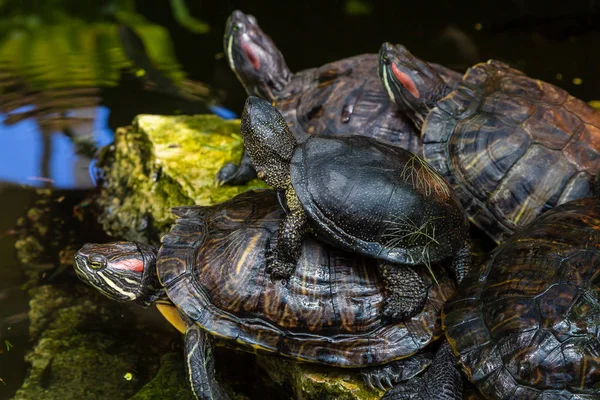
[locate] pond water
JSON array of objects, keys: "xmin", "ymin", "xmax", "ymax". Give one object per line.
[{"xmin": 0, "ymin": 0, "xmax": 598, "ymax": 398}]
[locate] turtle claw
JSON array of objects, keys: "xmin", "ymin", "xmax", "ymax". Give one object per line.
[
  {"xmin": 362, "ymin": 368, "xmax": 393, "ymax": 391},
  {"xmin": 361, "ymin": 354, "xmax": 433, "ymax": 392},
  {"xmin": 384, "ymin": 376, "xmax": 393, "ymax": 389}
]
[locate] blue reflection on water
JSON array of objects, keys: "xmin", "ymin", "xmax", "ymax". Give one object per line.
[{"xmin": 0, "ymin": 106, "xmax": 114, "ymax": 188}]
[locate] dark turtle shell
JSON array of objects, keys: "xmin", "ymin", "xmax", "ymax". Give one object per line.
[
  {"xmin": 443, "ymin": 196, "xmax": 600, "ymax": 399},
  {"xmin": 226, "ymin": 10, "xmax": 462, "ymax": 156},
  {"xmin": 156, "ymin": 190, "xmax": 455, "ymax": 367},
  {"xmin": 423, "ymin": 60, "xmax": 600, "ymax": 243},
  {"xmin": 278, "ymin": 53, "xmax": 461, "ymax": 155},
  {"xmin": 290, "ymin": 135, "xmax": 469, "ymax": 267}
]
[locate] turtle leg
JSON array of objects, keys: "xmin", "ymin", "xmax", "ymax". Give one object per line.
[
  {"xmin": 361, "ymin": 353, "xmax": 433, "ymax": 391},
  {"xmin": 449, "ymin": 239, "xmax": 471, "ymax": 284},
  {"xmin": 382, "ymin": 341, "xmax": 463, "ymax": 400},
  {"xmin": 184, "ymin": 324, "xmax": 231, "ymax": 400},
  {"xmin": 215, "ymin": 149, "xmax": 257, "ymax": 186},
  {"xmin": 378, "ymin": 263, "xmax": 427, "ymax": 320},
  {"xmin": 268, "ymin": 187, "xmax": 308, "ymax": 281}
]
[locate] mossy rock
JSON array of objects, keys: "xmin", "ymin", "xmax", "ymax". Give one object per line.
[
  {"xmin": 95, "ymin": 114, "xmax": 266, "ymax": 244},
  {"xmin": 257, "ymin": 356, "xmax": 383, "ymax": 400},
  {"xmin": 12, "ymin": 282, "xmax": 190, "ymax": 400}
]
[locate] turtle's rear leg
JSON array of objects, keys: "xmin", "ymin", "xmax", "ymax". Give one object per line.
[
  {"xmin": 449, "ymin": 239, "xmax": 471, "ymax": 284},
  {"xmin": 184, "ymin": 324, "xmax": 231, "ymax": 400},
  {"xmin": 362, "ymin": 352, "xmax": 433, "ymax": 391},
  {"xmin": 382, "ymin": 341, "xmax": 463, "ymax": 400},
  {"xmin": 378, "ymin": 263, "xmax": 427, "ymax": 320}
]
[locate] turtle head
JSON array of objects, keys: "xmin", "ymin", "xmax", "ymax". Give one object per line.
[
  {"xmin": 225, "ymin": 10, "xmax": 291, "ymax": 101},
  {"xmin": 74, "ymin": 242, "xmax": 164, "ymax": 307},
  {"xmin": 378, "ymin": 43, "xmax": 450, "ymax": 130},
  {"xmin": 240, "ymin": 96, "xmax": 296, "ymax": 189}
]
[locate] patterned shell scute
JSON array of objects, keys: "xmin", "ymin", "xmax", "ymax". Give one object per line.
[
  {"xmin": 291, "ymin": 135, "xmax": 467, "ymax": 266},
  {"xmin": 443, "ymin": 197, "xmax": 600, "ymax": 399},
  {"xmin": 277, "ymin": 54, "xmax": 461, "ymax": 156},
  {"xmin": 422, "ymin": 60, "xmax": 600, "ymax": 243},
  {"xmin": 157, "ymin": 190, "xmax": 455, "ymax": 367}
]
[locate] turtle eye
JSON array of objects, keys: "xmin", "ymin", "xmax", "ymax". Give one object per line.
[
  {"xmin": 88, "ymin": 255, "xmax": 107, "ymax": 270},
  {"xmin": 232, "ymin": 23, "xmax": 242, "ymax": 32}
]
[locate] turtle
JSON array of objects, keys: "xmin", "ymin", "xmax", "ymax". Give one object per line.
[
  {"xmin": 440, "ymin": 193, "xmax": 600, "ymax": 399},
  {"xmin": 377, "ymin": 42, "xmax": 600, "ymax": 244},
  {"xmin": 216, "ymin": 10, "xmax": 462, "ymax": 186},
  {"xmin": 239, "ymin": 96, "xmax": 471, "ymax": 320},
  {"xmin": 73, "ymin": 189, "xmax": 461, "ymax": 400}
]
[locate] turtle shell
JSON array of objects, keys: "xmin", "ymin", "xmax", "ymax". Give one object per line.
[
  {"xmin": 275, "ymin": 54, "xmax": 462, "ymax": 156},
  {"xmin": 443, "ymin": 196, "xmax": 600, "ymax": 399},
  {"xmin": 290, "ymin": 135, "xmax": 469, "ymax": 267},
  {"xmin": 156, "ymin": 189, "xmax": 455, "ymax": 368},
  {"xmin": 422, "ymin": 60, "xmax": 600, "ymax": 243}
]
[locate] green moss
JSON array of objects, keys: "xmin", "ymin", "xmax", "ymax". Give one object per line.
[
  {"xmin": 257, "ymin": 356, "xmax": 383, "ymax": 400},
  {"xmin": 129, "ymin": 352, "xmax": 195, "ymax": 400},
  {"xmin": 96, "ymin": 114, "xmax": 266, "ymax": 243},
  {"xmin": 13, "ymin": 284, "xmax": 180, "ymax": 400}
]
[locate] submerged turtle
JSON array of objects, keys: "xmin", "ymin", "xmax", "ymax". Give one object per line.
[
  {"xmin": 441, "ymin": 194, "xmax": 600, "ymax": 399},
  {"xmin": 240, "ymin": 96, "xmax": 471, "ymax": 320},
  {"xmin": 74, "ymin": 190, "xmax": 460, "ymax": 400},
  {"xmin": 378, "ymin": 43, "xmax": 600, "ymax": 243},
  {"xmin": 217, "ymin": 10, "xmax": 462, "ymax": 186}
]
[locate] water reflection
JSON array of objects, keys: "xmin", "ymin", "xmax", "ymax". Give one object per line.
[
  {"xmin": 0, "ymin": 2, "xmax": 217, "ymax": 190},
  {"xmin": 0, "ymin": 106, "xmax": 113, "ymax": 188}
]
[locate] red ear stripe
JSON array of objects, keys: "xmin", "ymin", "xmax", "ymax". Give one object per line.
[
  {"xmin": 391, "ymin": 63, "xmax": 420, "ymax": 99},
  {"xmin": 242, "ymin": 43, "xmax": 261, "ymax": 70},
  {"xmin": 112, "ymin": 259, "xmax": 144, "ymax": 273}
]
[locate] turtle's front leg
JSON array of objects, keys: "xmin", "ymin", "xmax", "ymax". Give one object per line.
[
  {"xmin": 215, "ymin": 148, "xmax": 257, "ymax": 186},
  {"xmin": 362, "ymin": 352, "xmax": 433, "ymax": 391},
  {"xmin": 382, "ymin": 341, "xmax": 463, "ymax": 400},
  {"xmin": 184, "ymin": 324, "xmax": 231, "ymax": 400},
  {"xmin": 269, "ymin": 186, "xmax": 308, "ymax": 281},
  {"xmin": 378, "ymin": 263, "xmax": 427, "ymax": 321}
]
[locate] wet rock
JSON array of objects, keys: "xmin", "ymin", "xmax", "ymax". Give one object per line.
[
  {"xmin": 257, "ymin": 356, "xmax": 384, "ymax": 400},
  {"xmin": 12, "ymin": 280, "xmax": 190, "ymax": 400},
  {"xmin": 95, "ymin": 114, "xmax": 266, "ymax": 244},
  {"xmin": 12, "ymin": 190, "xmax": 192, "ymax": 400}
]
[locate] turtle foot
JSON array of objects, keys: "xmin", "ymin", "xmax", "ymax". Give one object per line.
[
  {"xmin": 265, "ymin": 256, "xmax": 295, "ymax": 282},
  {"xmin": 362, "ymin": 354, "xmax": 433, "ymax": 391},
  {"xmin": 215, "ymin": 162, "xmax": 257, "ymax": 186},
  {"xmin": 378, "ymin": 264, "xmax": 427, "ymax": 322},
  {"xmin": 382, "ymin": 342, "xmax": 462, "ymax": 400},
  {"xmin": 383, "ymin": 296, "xmax": 421, "ymax": 321}
]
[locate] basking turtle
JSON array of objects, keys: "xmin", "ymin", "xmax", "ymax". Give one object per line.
[
  {"xmin": 442, "ymin": 194, "xmax": 600, "ymax": 399},
  {"xmin": 217, "ymin": 10, "xmax": 462, "ymax": 186},
  {"xmin": 74, "ymin": 190, "xmax": 460, "ymax": 400},
  {"xmin": 240, "ymin": 96, "xmax": 471, "ymax": 320},
  {"xmin": 378, "ymin": 42, "xmax": 600, "ymax": 243}
]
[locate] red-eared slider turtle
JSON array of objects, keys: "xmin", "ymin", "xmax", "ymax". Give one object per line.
[
  {"xmin": 74, "ymin": 190, "xmax": 460, "ymax": 400},
  {"xmin": 240, "ymin": 96, "xmax": 471, "ymax": 320},
  {"xmin": 441, "ymin": 194, "xmax": 600, "ymax": 399},
  {"xmin": 378, "ymin": 43, "xmax": 600, "ymax": 243},
  {"xmin": 217, "ymin": 10, "xmax": 462, "ymax": 186}
]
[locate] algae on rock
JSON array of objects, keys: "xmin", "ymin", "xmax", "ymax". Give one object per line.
[
  {"xmin": 96, "ymin": 114, "xmax": 266, "ymax": 243},
  {"xmin": 13, "ymin": 189, "xmax": 194, "ymax": 400},
  {"xmin": 257, "ymin": 356, "xmax": 384, "ymax": 400}
]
